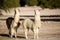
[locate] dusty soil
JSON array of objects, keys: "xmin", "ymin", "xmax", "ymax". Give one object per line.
[{"xmin": 0, "ymin": 20, "xmax": 60, "ymax": 40}]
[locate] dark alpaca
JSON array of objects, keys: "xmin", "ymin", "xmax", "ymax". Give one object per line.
[{"xmin": 6, "ymin": 17, "xmax": 13, "ymax": 35}]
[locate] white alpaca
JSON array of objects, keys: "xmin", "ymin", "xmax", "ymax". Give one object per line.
[
  {"xmin": 22, "ymin": 18, "xmax": 34, "ymax": 39},
  {"xmin": 34, "ymin": 10, "xmax": 41, "ymax": 39},
  {"xmin": 10, "ymin": 8, "xmax": 20, "ymax": 38},
  {"xmin": 22, "ymin": 10, "xmax": 41, "ymax": 39}
]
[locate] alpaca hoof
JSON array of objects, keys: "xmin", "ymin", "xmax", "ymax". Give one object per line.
[
  {"xmin": 25, "ymin": 37, "xmax": 28, "ymax": 39},
  {"xmin": 10, "ymin": 36, "xmax": 13, "ymax": 38}
]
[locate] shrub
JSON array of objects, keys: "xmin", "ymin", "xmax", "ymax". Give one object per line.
[
  {"xmin": 0, "ymin": 0, "xmax": 20, "ymax": 10},
  {"xmin": 26, "ymin": 0, "xmax": 38, "ymax": 6},
  {"xmin": 38, "ymin": 0, "xmax": 60, "ymax": 8}
]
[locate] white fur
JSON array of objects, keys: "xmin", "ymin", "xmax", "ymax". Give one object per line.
[
  {"xmin": 34, "ymin": 10, "xmax": 41, "ymax": 39},
  {"xmin": 22, "ymin": 10, "xmax": 41, "ymax": 39},
  {"xmin": 10, "ymin": 8, "xmax": 20, "ymax": 38},
  {"xmin": 22, "ymin": 18, "xmax": 34, "ymax": 39}
]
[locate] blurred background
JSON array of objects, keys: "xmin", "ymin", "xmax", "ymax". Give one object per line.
[{"xmin": 0, "ymin": 0, "xmax": 60, "ymax": 40}]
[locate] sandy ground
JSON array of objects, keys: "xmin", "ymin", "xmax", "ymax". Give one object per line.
[
  {"xmin": 0, "ymin": 20, "xmax": 60, "ymax": 40},
  {"xmin": 0, "ymin": 34, "xmax": 60, "ymax": 40}
]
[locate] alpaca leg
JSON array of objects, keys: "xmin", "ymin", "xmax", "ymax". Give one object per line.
[
  {"xmin": 36, "ymin": 28, "xmax": 39, "ymax": 39},
  {"xmin": 25, "ymin": 28, "xmax": 28, "ymax": 39},
  {"xmin": 34, "ymin": 28, "xmax": 39, "ymax": 39},
  {"xmin": 34, "ymin": 32, "xmax": 36, "ymax": 39},
  {"xmin": 10, "ymin": 28, "xmax": 14, "ymax": 38},
  {"xmin": 15, "ymin": 31, "xmax": 17, "ymax": 38},
  {"xmin": 15, "ymin": 28, "xmax": 17, "ymax": 38},
  {"xmin": 10, "ymin": 32, "xmax": 13, "ymax": 38},
  {"xmin": 34, "ymin": 28, "xmax": 36, "ymax": 39},
  {"xmin": 9, "ymin": 30, "xmax": 11, "ymax": 37}
]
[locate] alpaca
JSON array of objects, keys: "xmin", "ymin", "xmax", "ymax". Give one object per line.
[
  {"xmin": 34, "ymin": 10, "xmax": 41, "ymax": 39},
  {"xmin": 6, "ymin": 17, "xmax": 13, "ymax": 36},
  {"xmin": 22, "ymin": 10, "xmax": 41, "ymax": 39},
  {"xmin": 10, "ymin": 8, "xmax": 20, "ymax": 38},
  {"xmin": 22, "ymin": 18, "xmax": 34, "ymax": 39}
]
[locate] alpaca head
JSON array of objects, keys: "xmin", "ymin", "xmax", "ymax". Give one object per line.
[
  {"xmin": 14, "ymin": 8, "xmax": 20, "ymax": 22},
  {"xmin": 34, "ymin": 10, "xmax": 40, "ymax": 15},
  {"xmin": 14, "ymin": 8, "xmax": 20, "ymax": 17}
]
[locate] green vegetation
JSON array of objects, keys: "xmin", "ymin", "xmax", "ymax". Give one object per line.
[
  {"xmin": 25, "ymin": 0, "xmax": 38, "ymax": 6},
  {"xmin": 0, "ymin": 0, "xmax": 60, "ymax": 9},
  {"xmin": 0, "ymin": 0, "xmax": 20, "ymax": 10},
  {"xmin": 38, "ymin": 0, "xmax": 60, "ymax": 8},
  {"xmin": 25, "ymin": 0, "xmax": 60, "ymax": 8}
]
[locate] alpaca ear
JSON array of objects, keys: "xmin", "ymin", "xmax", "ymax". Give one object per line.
[
  {"xmin": 14, "ymin": 8, "xmax": 16, "ymax": 14},
  {"xmin": 18, "ymin": 9, "xmax": 20, "ymax": 12},
  {"xmin": 34, "ymin": 10, "xmax": 36, "ymax": 15},
  {"xmin": 14, "ymin": 8, "xmax": 17, "ymax": 17},
  {"xmin": 14, "ymin": 9, "xmax": 16, "ymax": 15}
]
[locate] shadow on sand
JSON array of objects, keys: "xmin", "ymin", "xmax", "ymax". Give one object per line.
[{"xmin": 0, "ymin": 34, "xmax": 25, "ymax": 39}]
